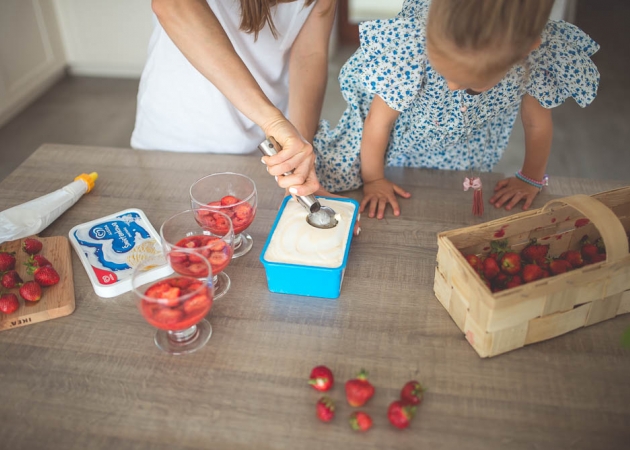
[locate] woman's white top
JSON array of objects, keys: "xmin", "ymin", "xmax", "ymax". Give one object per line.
[{"xmin": 131, "ymin": 0, "xmax": 315, "ymax": 153}]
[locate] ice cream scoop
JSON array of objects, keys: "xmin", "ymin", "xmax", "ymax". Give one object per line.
[{"xmin": 258, "ymin": 137, "xmax": 338, "ymax": 229}]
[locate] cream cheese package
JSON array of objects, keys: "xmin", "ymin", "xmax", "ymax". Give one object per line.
[
  {"xmin": 69, "ymin": 209, "xmax": 172, "ymax": 298},
  {"xmin": 260, "ymin": 197, "xmax": 359, "ymax": 299}
]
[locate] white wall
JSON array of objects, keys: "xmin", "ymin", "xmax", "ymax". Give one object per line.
[
  {"xmin": 52, "ymin": 0, "xmax": 154, "ymax": 78},
  {"xmin": 0, "ymin": 0, "xmax": 66, "ymax": 127}
]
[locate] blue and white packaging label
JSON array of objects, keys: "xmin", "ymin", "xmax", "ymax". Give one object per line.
[{"xmin": 69, "ymin": 209, "xmax": 171, "ymax": 298}]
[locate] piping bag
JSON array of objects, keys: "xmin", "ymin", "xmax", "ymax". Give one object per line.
[{"xmin": 0, "ymin": 172, "xmax": 98, "ymax": 244}]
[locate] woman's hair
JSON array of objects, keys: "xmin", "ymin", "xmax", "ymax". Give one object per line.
[
  {"xmin": 427, "ymin": 0, "xmax": 555, "ymax": 78},
  {"xmin": 240, "ymin": 0, "xmax": 322, "ymax": 39}
]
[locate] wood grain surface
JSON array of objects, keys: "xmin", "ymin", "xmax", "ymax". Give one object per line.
[
  {"xmin": 0, "ymin": 144, "xmax": 629, "ymax": 450},
  {"xmin": 0, "ymin": 235, "xmax": 75, "ymax": 331}
]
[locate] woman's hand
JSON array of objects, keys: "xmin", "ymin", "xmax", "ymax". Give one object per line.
[
  {"xmin": 261, "ymin": 116, "xmax": 320, "ymax": 197},
  {"xmin": 490, "ymin": 177, "xmax": 540, "ymax": 211},
  {"xmin": 360, "ymin": 178, "xmax": 411, "ymax": 219}
]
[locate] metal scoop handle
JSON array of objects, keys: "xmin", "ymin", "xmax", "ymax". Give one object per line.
[{"xmin": 257, "ymin": 137, "xmax": 321, "ymax": 214}]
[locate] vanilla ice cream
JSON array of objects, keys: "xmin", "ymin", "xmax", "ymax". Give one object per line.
[{"xmin": 264, "ymin": 198, "xmax": 356, "ymax": 268}]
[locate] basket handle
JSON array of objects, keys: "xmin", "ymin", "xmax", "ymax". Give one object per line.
[{"xmin": 542, "ymin": 194, "xmax": 629, "ymax": 263}]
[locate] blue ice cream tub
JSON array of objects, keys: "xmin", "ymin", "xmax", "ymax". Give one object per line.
[{"xmin": 260, "ymin": 196, "xmax": 359, "ymax": 299}]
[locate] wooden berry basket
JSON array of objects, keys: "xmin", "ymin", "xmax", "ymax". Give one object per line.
[{"xmin": 434, "ymin": 186, "xmax": 630, "ymax": 358}]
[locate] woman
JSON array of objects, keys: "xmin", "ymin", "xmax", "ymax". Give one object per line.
[{"xmin": 131, "ymin": 0, "xmax": 336, "ymax": 197}]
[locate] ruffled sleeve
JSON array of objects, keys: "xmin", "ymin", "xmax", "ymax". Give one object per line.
[
  {"xmin": 526, "ymin": 21, "xmax": 600, "ymax": 108},
  {"xmin": 358, "ymin": 17, "xmax": 427, "ymax": 112}
]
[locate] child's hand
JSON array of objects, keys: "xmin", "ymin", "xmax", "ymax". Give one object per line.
[
  {"xmin": 490, "ymin": 177, "xmax": 540, "ymax": 211},
  {"xmin": 360, "ymin": 178, "xmax": 411, "ymax": 219}
]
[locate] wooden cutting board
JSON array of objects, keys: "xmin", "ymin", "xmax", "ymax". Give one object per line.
[{"xmin": 0, "ymin": 236, "xmax": 75, "ymax": 331}]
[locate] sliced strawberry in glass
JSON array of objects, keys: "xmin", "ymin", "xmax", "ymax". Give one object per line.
[
  {"xmin": 183, "ymin": 293, "xmax": 212, "ymax": 316},
  {"xmin": 233, "ymin": 204, "xmax": 252, "ymax": 220},
  {"xmin": 221, "ymin": 195, "xmax": 240, "ymax": 206},
  {"xmin": 154, "ymin": 308, "xmax": 184, "ymax": 326}
]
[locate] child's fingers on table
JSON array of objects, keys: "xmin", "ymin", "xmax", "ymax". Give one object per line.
[
  {"xmin": 377, "ymin": 198, "xmax": 389, "ymax": 219},
  {"xmin": 367, "ymin": 197, "xmax": 379, "ymax": 218},
  {"xmin": 494, "ymin": 178, "xmax": 510, "ymax": 191},
  {"xmin": 388, "ymin": 195, "xmax": 401, "ymax": 216},
  {"xmin": 522, "ymin": 193, "xmax": 536, "ymax": 210},
  {"xmin": 492, "ymin": 189, "xmax": 517, "ymax": 208},
  {"xmin": 393, "ymin": 184, "xmax": 411, "ymax": 198},
  {"xmin": 489, "ymin": 185, "xmax": 511, "ymax": 203},
  {"xmin": 359, "ymin": 194, "xmax": 373, "ymax": 213},
  {"xmin": 504, "ymin": 191, "xmax": 526, "ymax": 211}
]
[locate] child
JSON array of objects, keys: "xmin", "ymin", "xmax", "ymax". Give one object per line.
[{"xmin": 313, "ymin": 0, "xmax": 599, "ymax": 218}]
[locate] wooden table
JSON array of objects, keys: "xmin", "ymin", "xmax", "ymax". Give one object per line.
[{"xmin": 1, "ymin": 144, "xmax": 629, "ymax": 450}]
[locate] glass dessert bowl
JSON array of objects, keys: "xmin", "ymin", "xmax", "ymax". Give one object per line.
[{"xmin": 190, "ymin": 172, "xmax": 257, "ymax": 258}]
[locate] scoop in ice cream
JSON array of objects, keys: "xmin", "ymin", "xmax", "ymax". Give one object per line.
[{"xmin": 264, "ymin": 198, "xmax": 356, "ymax": 268}]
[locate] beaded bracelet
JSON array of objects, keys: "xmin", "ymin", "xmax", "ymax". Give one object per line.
[{"xmin": 515, "ymin": 170, "xmax": 548, "ymax": 190}]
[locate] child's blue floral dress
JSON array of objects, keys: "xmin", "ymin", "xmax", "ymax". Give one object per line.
[{"xmin": 313, "ymin": 0, "xmax": 600, "ymax": 192}]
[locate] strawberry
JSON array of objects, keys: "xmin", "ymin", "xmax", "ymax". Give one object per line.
[
  {"xmin": 0, "ymin": 293, "xmax": 19, "ymax": 314},
  {"xmin": 493, "ymin": 272, "xmax": 509, "ymax": 289},
  {"xmin": 220, "ymin": 195, "xmax": 240, "ymax": 206},
  {"xmin": 489, "ymin": 239, "xmax": 508, "ymax": 260},
  {"xmin": 589, "ymin": 253, "xmax": 607, "ymax": 264},
  {"xmin": 1, "ymin": 270, "xmax": 23, "ymax": 289},
  {"xmin": 549, "ymin": 258, "xmax": 572, "ymax": 275},
  {"xmin": 22, "ymin": 238, "xmax": 43, "ymax": 255},
  {"xmin": 349, "ymin": 411, "xmax": 372, "ymax": 432},
  {"xmin": 345, "ymin": 369, "xmax": 375, "ymax": 407},
  {"xmin": 208, "ymin": 252, "xmax": 229, "ymax": 267},
  {"xmin": 580, "ymin": 242, "xmax": 599, "ymax": 261},
  {"xmin": 464, "ymin": 254, "xmax": 482, "ymax": 271},
  {"xmin": 234, "ymin": 204, "xmax": 252, "ymax": 219},
  {"xmin": 316, "ymin": 396, "xmax": 335, "ymax": 422},
  {"xmin": 387, "ymin": 400, "xmax": 416, "ymax": 429},
  {"xmin": 25, "ymin": 254, "xmax": 53, "ymax": 274},
  {"xmin": 482, "ymin": 257, "xmax": 500, "ymax": 280},
  {"xmin": 541, "ymin": 269, "xmax": 550, "ymax": 279},
  {"xmin": 521, "ymin": 240, "xmax": 549, "ymax": 264},
  {"xmin": 19, "ymin": 281, "xmax": 42, "ymax": 302},
  {"xmin": 522, "ymin": 264, "xmax": 544, "ymax": 283},
  {"xmin": 33, "ymin": 266, "xmax": 60, "ymax": 287},
  {"xmin": 309, "ymin": 365, "xmax": 334, "ymax": 392},
  {"xmin": 481, "ymin": 276, "xmax": 491, "ymax": 290},
  {"xmin": 500, "ymin": 252, "xmax": 522, "ymax": 275},
  {"xmin": 0, "ymin": 251, "xmax": 16, "ymax": 272},
  {"xmin": 400, "ymin": 381, "xmax": 425, "ymax": 405},
  {"xmin": 154, "ymin": 308, "xmax": 184, "ymax": 325},
  {"xmin": 560, "ymin": 250, "xmax": 584, "ymax": 268},
  {"xmin": 505, "ymin": 275, "xmax": 523, "ymax": 289}
]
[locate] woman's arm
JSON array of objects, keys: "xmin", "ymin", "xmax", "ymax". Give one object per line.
[
  {"xmin": 287, "ymin": 0, "xmax": 336, "ymax": 143},
  {"xmin": 152, "ymin": 0, "xmax": 318, "ymax": 194},
  {"xmin": 490, "ymin": 94, "xmax": 553, "ymax": 210},
  {"xmin": 152, "ymin": 0, "xmax": 281, "ymax": 130},
  {"xmin": 360, "ymin": 95, "xmax": 411, "ymax": 218}
]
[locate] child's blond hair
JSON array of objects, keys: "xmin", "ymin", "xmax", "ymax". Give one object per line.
[{"xmin": 427, "ymin": 0, "xmax": 555, "ymax": 79}]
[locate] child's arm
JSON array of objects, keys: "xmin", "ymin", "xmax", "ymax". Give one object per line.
[
  {"xmin": 490, "ymin": 94, "xmax": 552, "ymax": 211},
  {"xmin": 360, "ymin": 95, "xmax": 411, "ymax": 219}
]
